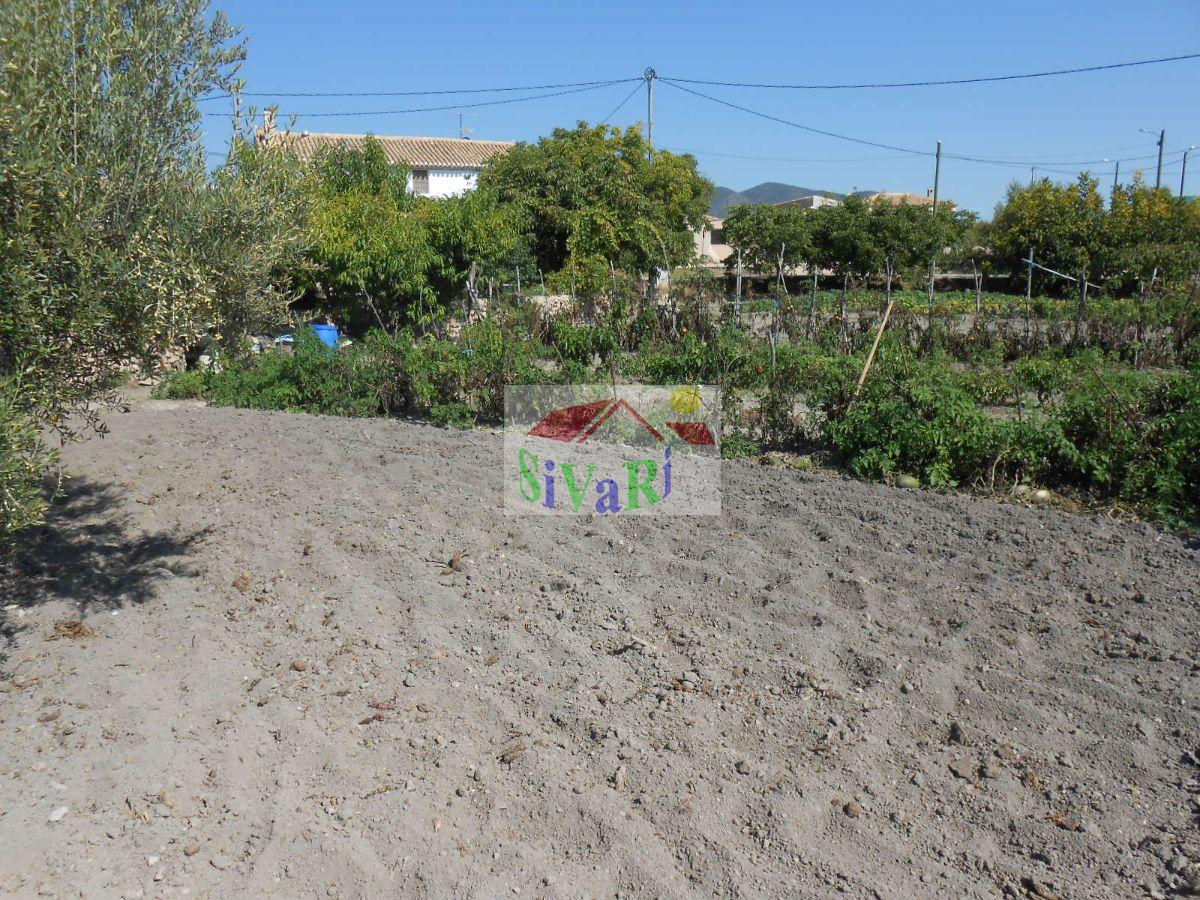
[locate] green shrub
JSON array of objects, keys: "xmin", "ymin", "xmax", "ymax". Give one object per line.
[
  {"xmin": 721, "ymin": 434, "xmax": 761, "ymax": 459},
  {"xmin": 430, "ymin": 402, "xmax": 476, "ymax": 429},
  {"xmin": 153, "ymin": 370, "xmax": 209, "ymax": 400},
  {"xmin": 0, "ymin": 383, "xmax": 60, "ymax": 550},
  {"xmin": 173, "ymin": 331, "xmax": 386, "ymax": 417},
  {"xmin": 1043, "ymin": 365, "xmax": 1200, "ymax": 525}
]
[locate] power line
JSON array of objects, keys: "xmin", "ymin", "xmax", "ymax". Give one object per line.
[
  {"xmin": 199, "ymin": 77, "xmax": 637, "ymax": 101},
  {"xmin": 599, "ymin": 81, "xmax": 645, "ymax": 125},
  {"xmin": 661, "ymin": 79, "xmax": 1193, "ymax": 172},
  {"xmin": 203, "ymin": 80, "xmax": 633, "ymax": 119},
  {"xmin": 660, "ymin": 79, "xmax": 930, "ymax": 157},
  {"xmin": 664, "ymin": 52, "xmax": 1200, "ymax": 90},
  {"xmin": 665, "ymin": 146, "xmax": 913, "ymax": 163}
]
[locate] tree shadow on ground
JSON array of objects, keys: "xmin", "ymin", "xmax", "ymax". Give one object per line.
[{"xmin": 0, "ymin": 477, "xmax": 207, "ymax": 673}]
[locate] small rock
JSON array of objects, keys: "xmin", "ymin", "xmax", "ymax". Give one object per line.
[
  {"xmin": 184, "ymin": 845, "xmax": 201, "ymax": 857},
  {"xmin": 47, "ymin": 806, "xmax": 68, "ymax": 823},
  {"xmin": 290, "ymin": 660, "xmax": 308, "ymax": 672},
  {"xmin": 900, "ymin": 682, "xmax": 914, "ymax": 694},
  {"xmin": 949, "ymin": 721, "xmax": 967, "ymax": 744},
  {"xmin": 611, "ymin": 765, "xmax": 627, "ymax": 790},
  {"xmin": 949, "ymin": 758, "xmax": 977, "ymax": 781},
  {"xmin": 404, "ymin": 673, "xmax": 417, "ymax": 688},
  {"xmin": 735, "ymin": 760, "xmax": 751, "ymax": 775},
  {"xmin": 843, "ymin": 800, "xmax": 863, "ymax": 818},
  {"xmin": 210, "ymin": 854, "xmax": 233, "ymax": 871},
  {"xmin": 146, "ymin": 856, "xmax": 159, "ymax": 866}
]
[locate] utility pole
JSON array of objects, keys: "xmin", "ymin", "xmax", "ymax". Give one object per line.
[
  {"xmin": 1113, "ymin": 160, "xmax": 1120, "ymax": 193},
  {"xmin": 1181, "ymin": 147, "xmax": 1195, "ymax": 197},
  {"xmin": 1139, "ymin": 127, "xmax": 1166, "ymax": 188},
  {"xmin": 928, "ymin": 140, "xmax": 942, "ymax": 314},
  {"xmin": 1155, "ymin": 128, "xmax": 1165, "ymax": 189},
  {"xmin": 931, "ymin": 140, "xmax": 942, "ymax": 214},
  {"xmin": 644, "ymin": 67, "xmax": 656, "ymax": 151},
  {"xmin": 1029, "ymin": 165, "xmax": 1037, "ymax": 187}
]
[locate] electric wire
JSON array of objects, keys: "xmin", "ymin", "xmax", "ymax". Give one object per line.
[
  {"xmin": 663, "ymin": 52, "xmax": 1200, "ymax": 90},
  {"xmin": 199, "ymin": 76, "xmax": 637, "ymax": 102},
  {"xmin": 598, "ymin": 81, "xmax": 645, "ymax": 125},
  {"xmin": 661, "ymin": 79, "xmax": 1192, "ymax": 172},
  {"xmin": 203, "ymin": 80, "xmax": 633, "ymax": 118}
]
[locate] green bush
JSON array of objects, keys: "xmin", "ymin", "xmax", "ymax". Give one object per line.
[
  {"xmin": 430, "ymin": 402, "xmax": 476, "ymax": 429},
  {"xmin": 0, "ymin": 382, "xmax": 60, "ymax": 550},
  {"xmin": 154, "ymin": 312, "xmax": 1200, "ymax": 528},
  {"xmin": 158, "ymin": 331, "xmax": 386, "ymax": 417},
  {"xmin": 1044, "ymin": 365, "xmax": 1200, "ymax": 525},
  {"xmin": 721, "ymin": 434, "xmax": 761, "ymax": 459}
]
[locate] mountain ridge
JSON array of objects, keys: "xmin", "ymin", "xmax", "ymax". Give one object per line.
[{"xmin": 709, "ymin": 182, "xmax": 876, "ymax": 217}]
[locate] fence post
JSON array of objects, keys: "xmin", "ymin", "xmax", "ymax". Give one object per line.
[
  {"xmin": 1074, "ymin": 271, "xmax": 1088, "ymax": 345},
  {"xmin": 735, "ymin": 249, "xmax": 743, "ymax": 322},
  {"xmin": 1024, "ymin": 248, "xmax": 1034, "ymax": 345}
]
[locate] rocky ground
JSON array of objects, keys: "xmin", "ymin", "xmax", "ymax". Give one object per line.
[{"xmin": 1, "ymin": 391, "xmax": 1198, "ymax": 899}]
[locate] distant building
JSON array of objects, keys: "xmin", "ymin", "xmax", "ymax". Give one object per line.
[
  {"xmin": 694, "ymin": 215, "xmax": 733, "ymax": 267},
  {"xmin": 258, "ymin": 117, "xmax": 514, "ymax": 198},
  {"xmin": 864, "ymin": 191, "xmax": 955, "ymax": 209},
  {"xmin": 775, "ymin": 194, "xmax": 842, "ymax": 210}
]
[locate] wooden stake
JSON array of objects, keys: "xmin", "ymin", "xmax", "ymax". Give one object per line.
[{"xmin": 852, "ymin": 298, "xmax": 896, "ymax": 400}]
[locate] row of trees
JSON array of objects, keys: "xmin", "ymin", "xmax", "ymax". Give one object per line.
[
  {"xmin": 990, "ymin": 176, "xmax": 1200, "ymax": 295},
  {"xmin": 721, "ymin": 195, "xmax": 973, "ymax": 297},
  {"xmin": 300, "ymin": 124, "xmax": 713, "ymax": 327},
  {"xmin": 721, "ymin": 177, "xmax": 1200, "ymax": 299}
]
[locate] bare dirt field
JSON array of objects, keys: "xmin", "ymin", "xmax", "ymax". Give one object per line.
[{"xmin": 1, "ymin": 391, "xmax": 1198, "ymax": 899}]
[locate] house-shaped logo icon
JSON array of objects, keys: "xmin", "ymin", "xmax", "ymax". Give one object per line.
[{"xmin": 529, "ymin": 398, "xmax": 714, "ymax": 446}]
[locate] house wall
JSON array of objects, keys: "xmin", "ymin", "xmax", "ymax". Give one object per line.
[
  {"xmin": 407, "ymin": 167, "xmax": 482, "ymax": 198},
  {"xmin": 694, "ymin": 217, "xmax": 733, "ymax": 267}
]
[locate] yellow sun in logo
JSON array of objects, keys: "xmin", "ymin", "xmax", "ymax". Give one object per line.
[{"xmin": 670, "ymin": 386, "xmax": 703, "ymax": 415}]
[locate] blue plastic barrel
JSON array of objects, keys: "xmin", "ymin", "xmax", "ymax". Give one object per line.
[{"xmin": 311, "ymin": 323, "xmax": 339, "ymax": 348}]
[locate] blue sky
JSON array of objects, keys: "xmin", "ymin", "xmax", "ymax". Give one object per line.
[{"xmin": 202, "ymin": 0, "xmax": 1200, "ymax": 217}]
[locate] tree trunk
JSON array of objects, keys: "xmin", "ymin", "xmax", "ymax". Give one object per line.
[{"xmin": 840, "ymin": 274, "xmax": 848, "ymax": 352}]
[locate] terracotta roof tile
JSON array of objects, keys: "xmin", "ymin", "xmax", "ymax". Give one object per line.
[{"xmin": 261, "ymin": 131, "xmax": 514, "ymax": 169}]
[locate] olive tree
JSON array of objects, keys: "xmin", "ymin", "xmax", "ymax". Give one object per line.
[{"xmin": 0, "ymin": 0, "xmax": 307, "ymax": 548}]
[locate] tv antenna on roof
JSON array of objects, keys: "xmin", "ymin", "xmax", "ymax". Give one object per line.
[{"xmin": 454, "ymin": 112, "xmax": 478, "ymax": 139}]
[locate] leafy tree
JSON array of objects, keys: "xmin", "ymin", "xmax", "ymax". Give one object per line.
[
  {"xmin": 1107, "ymin": 180, "xmax": 1200, "ymax": 290},
  {"xmin": 0, "ymin": 0, "xmax": 305, "ymax": 548},
  {"xmin": 864, "ymin": 199, "xmax": 936, "ymax": 295},
  {"xmin": 416, "ymin": 185, "xmax": 532, "ymax": 304},
  {"xmin": 722, "ymin": 204, "xmax": 816, "ymax": 283},
  {"xmin": 989, "ymin": 175, "xmax": 1110, "ymax": 292},
  {"xmin": 302, "ymin": 136, "xmax": 435, "ymax": 328},
  {"xmin": 815, "ymin": 195, "xmax": 876, "ymax": 283},
  {"xmin": 480, "ymin": 122, "xmax": 712, "ymax": 282}
]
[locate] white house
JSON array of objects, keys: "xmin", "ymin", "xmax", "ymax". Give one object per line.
[
  {"xmin": 694, "ymin": 214, "xmax": 733, "ymax": 268},
  {"xmin": 258, "ymin": 122, "xmax": 514, "ymax": 198},
  {"xmin": 775, "ymin": 194, "xmax": 842, "ymax": 210}
]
